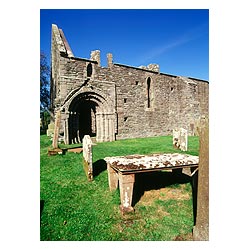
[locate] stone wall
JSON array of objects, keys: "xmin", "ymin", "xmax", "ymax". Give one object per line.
[{"xmin": 50, "ymin": 24, "xmax": 209, "ymax": 144}]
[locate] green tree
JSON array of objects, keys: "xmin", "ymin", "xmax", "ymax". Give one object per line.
[
  {"xmin": 40, "ymin": 51, "xmax": 50, "ymax": 111},
  {"xmin": 40, "ymin": 51, "xmax": 50, "ymax": 133}
]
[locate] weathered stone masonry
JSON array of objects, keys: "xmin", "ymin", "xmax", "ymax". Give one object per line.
[{"xmin": 50, "ymin": 24, "xmax": 209, "ymax": 144}]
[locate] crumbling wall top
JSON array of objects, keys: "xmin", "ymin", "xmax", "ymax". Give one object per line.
[{"xmin": 52, "ymin": 24, "xmax": 74, "ymax": 57}]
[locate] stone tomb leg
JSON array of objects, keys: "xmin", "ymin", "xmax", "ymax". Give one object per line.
[
  {"xmin": 118, "ymin": 173, "xmax": 135, "ymax": 214},
  {"xmin": 107, "ymin": 163, "xmax": 119, "ymax": 191}
]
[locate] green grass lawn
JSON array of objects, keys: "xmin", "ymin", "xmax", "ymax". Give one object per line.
[{"xmin": 40, "ymin": 135, "xmax": 199, "ymax": 241}]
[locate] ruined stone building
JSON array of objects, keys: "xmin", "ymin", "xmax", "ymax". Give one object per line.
[{"xmin": 50, "ymin": 24, "xmax": 209, "ymax": 144}]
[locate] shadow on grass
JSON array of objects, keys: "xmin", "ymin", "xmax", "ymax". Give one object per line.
[
  {"xmin": 131, "ymin": 169, "xmax": 198, "ymax": 226},
  {"xmin": 40, "ymin": 200, "xmax": 45, "ymax": 219},
  {"xmin": 93, "ymin": 159, "xmax": 107, "ymax": 177},
  {"xmin": 132, "ymin": 170, "xmax": 192, "ymax": 207}
]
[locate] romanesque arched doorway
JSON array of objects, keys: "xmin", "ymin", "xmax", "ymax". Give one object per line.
[
  {"xmin": 68, "ymin": 97, "xmax": 97, "ymax": 143},
  {"xmin": 65, "ymin": 90, "xmax": 115, "ymax": 144}
]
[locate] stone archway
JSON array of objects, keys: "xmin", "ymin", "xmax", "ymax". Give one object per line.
[{"xmin": 64, "ymin": 88, "xmax": 115, "ymax": 144}]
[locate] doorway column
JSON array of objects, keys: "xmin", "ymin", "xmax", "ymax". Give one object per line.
[
  {"xmin": 96, "ymin": 112, "xmax": 115, "ymax": 142},
  {"xmin": 96, "ymin": 113, "xmax": 105, "ymax": 142}
]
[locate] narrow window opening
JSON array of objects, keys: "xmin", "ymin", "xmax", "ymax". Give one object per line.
[
  {"xmin": 147, "ymin": 77, "xmax": 151, "ymax": 108},
  {"xmin": 124, "ymin": 117, "xmax": 128, "ymax": 122},
  {"xmin": 124, "ymin": 98, "xmax": 127, "ymax": 103},
  {"xmin": 135, "ymin": 81, "xmax": 139, "ymax": 85},
  {"xmin": 87, "ymin": 63, "xmax": 93, "ymax": 78},
  {"xmin": 171, "ymin": 87, "xmax": 174, "ymax": 92}
]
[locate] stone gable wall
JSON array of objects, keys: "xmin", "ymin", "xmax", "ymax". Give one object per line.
[{"xmin": 50, "ymin": 24, "xmax": 208, "ymax": 143}]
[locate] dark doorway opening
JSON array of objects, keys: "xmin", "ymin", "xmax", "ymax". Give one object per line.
[
  {"xmin": 68, "ymin": 96, "xmax": 98, "ymax": 144},
  {"xmin": 77, "ymin": 100, "xmax": 97, "ymax": 139}
]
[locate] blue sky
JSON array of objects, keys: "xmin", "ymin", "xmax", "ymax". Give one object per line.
[{"xmin": 40, "ymin": 9, "xmax": 208, "ymax": 80}]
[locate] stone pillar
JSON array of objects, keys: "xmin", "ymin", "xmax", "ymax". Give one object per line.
[
  {"xmin": 104, "ymin": 114, "xmax": 109, "ymax": 141},
  {"xmin": 107, "ymin": 53, "xmax": 113, "ymax": 68},
  {"xmin": 101, "ymin": 113, "xmax": 105, "ymax": 142},
  {"xmin": 64, "ymin": 115, "xmax": 69, "ymax": 144},
  {"xmin": 193, "ymin": 117, "xmax": 209, "ymax": 240},
  {"xmin": 118, "ymin": 173, "xmax": 135, "ymax": 214},
  {"xmin": 96, "ymin": 113, "xmax": 115, "ymax": 142},
  {"xmin": 108, "ymin": 115, "xmax": 115, "ymax": 141},
  {"xmin": 64, "ymin": 119, "xmax": 67, "ymax": 144},
  {"xmin": 96, "ymin": 113, "xmax": 105, "ymax": 142},
  {"xmin": 107, "ymin": 164, "xmax": 119, "ymax": 191},
  {"xmin": 52, "ymin": 110, "xmax": 61, "ymax": 149},
  {"xmin": 90, "ymin": 50, "xmax": 100, "ymax": 66},
  {"xmin": 96, "ymin": 113, "xmax": 101, "ymax": 142}
]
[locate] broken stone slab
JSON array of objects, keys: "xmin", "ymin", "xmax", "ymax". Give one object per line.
[
  {"xmin": 48, "ymin": 148, "xmax": 63, "ymax": 156},
  {"xmin": 68, "ymin": 147, "xmax": 83, "ymax": 153},
  {"xmin": 173, "ymin": 128, "xmax": 188, "ymax": 151},
  {"xmin": 82, "ymin": 135, "xmax": 93, "ymax": 181}
]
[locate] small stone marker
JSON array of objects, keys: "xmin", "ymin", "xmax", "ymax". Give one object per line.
[
  {"xmin": 52, "ymin": 110, "xmax": 61, "ymax": 149},
  {"xmin": 46, "ymin": 122, "xmax": 55, "ymax": 137},
  {"xmin": 173, "ymin": 128, "xmax": 188, "ymax": 151},
  {"xmin": 48, "ymin": 111, "xmax": 63, "ymax": 156},
  {"xmin": 82, "ymin": 135, "xmax": 93, "ymax": 181}
]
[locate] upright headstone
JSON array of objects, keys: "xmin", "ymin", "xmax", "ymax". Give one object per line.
[
  {"xmin": 173, "ymin": 128, "xmax": 188, "ymax": 151},
  {"xmin": 193, "ymin": 117, "xmax": 209, "ymax": 240},
  {"xmin": 46, "ymin": 122, "xmax": 55, "ymax": 137},
  {"xmin": 180, "ymin": 128, "xmax": 188, "ymax": 151},
  {"xmin": 173, "ymin": 128, "xmax": 180, "ymax": 149},
  {"xmin": 52, "ymin": 110, "xmax": 61, "ymax": 149},
  {"xmin": 82, "ymin": 135, "xmax": 93, "ymax": 181}
]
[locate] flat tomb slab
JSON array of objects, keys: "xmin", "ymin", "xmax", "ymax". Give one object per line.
[
  {"xmin": 104, "ymin": 153, "xmax": 199, "ymax": 214},
  {"xmin": 104, "ymin": 153, "xmax": 199, "ymax": 173}
]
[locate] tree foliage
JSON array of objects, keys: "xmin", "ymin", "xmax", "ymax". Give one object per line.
[
  {"xmin": 40, "ymin": 52, "xmax": 51, "ymax": 133},
  {"xmin": 40, "ymin": 51, "xmax": 50, "ymax": 112}
]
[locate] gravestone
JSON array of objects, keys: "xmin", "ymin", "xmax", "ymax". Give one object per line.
[
  {"xmin": 52, "ymin": 110, "xmax": 61, "ymax": 149},
  {"xmin": 82, "ymin": 135, "xmax": 93, "ymax": 181},
  {"xmin": 173, "ymin": 128, "xmax": 188, "ymax": 151},
  {"xmin": 46, "ymin": 122, "xmax": 55, "ymax": 137},
  {"xmin": 193, "ymin": 117, "xmax": 209, "ymax": 240}
]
